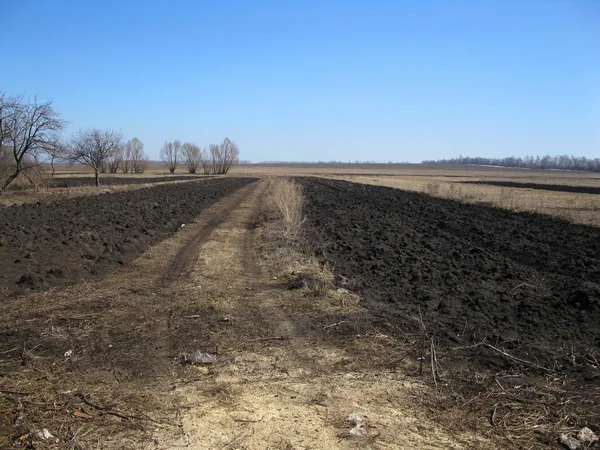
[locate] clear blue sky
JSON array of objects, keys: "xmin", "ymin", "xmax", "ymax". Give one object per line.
[{"xmin": 3, "ymin": 0, "xmax": 599, "ymax": 162}]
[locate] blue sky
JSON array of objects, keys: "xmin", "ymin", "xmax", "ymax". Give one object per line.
[{"xmin": 3, "ymin": 0, "xmax": 599, "ymax": 162}]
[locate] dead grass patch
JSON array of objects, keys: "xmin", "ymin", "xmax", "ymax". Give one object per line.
[{"xmin": 260, "ymin": 177, "xmax": 334, "ymax": 296}]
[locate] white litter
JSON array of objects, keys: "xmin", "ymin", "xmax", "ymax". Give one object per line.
[
  {"xmin": 33, "ymin": 429, "xmax": 55, "ymax": 440},
  {"xmin": 577, "ymin": 427, "xmax": 598, "ymax": 443},
  {"xmin": 182, "ymin": 351, "xmax": 217, "ymax": 365},
  {"xmin": 347, "ymin": 413, "xmax": 367, "ymax": 437},
  {"xmin": 64, "ymin": 349, "xmax": 73, "ymax": 357}
]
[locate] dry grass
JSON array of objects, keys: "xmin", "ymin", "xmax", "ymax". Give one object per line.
[
  {"xmin": 264, "ymin": 177, "xmax": 305, "ymax": 241},
  {"xmin": 261, "ymin": 177, "xmax": 334, "ymax": 297}
]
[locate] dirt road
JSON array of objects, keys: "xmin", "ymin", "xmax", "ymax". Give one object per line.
[{"xmin": 0, "ymin": 179, "xmax": 494, "ymax": 449}]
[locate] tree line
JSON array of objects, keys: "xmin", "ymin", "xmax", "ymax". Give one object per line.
[
  {"xmin": 422, "ymin": 155, "xmax": 600, "ymax": 172},
  {"xmin": 159, "ymin": 138, "xmax": 239, "ymax": 175},
  {"xmin": 0, "ymin": 92, "xmax": 240, "ymax": 192}
]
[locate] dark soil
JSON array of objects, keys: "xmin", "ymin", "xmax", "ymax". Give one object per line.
[
  {"xmin": 466, "ymin": 180, "xmax": 600, "ymax": 195},
  {"xmin": 298, "ymin": 177, "xmax": 600, "ymax": 442},
  {"xmin": 0, "ymin": 178, "xmax": 256, "ymax": 295}
]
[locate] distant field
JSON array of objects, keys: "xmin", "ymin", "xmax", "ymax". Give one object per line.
[{"xmin": 5, "ymin": 162, "xmax": 600, "ymax": 226}]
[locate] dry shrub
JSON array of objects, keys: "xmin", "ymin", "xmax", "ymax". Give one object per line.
[{"xmin": 265, "ymin": 177, "xmax": 305, "ymax": 241}]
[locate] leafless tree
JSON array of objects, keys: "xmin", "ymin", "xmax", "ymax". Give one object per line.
[
  {"xmin": 0, "ymin": 92, "xmax": 66, "ymax": 192},
  {"xmin": 160, "ymin": 139, "xmax": 181, "ymax": 174},
  {"xmin": 209, "ymin": 143, "xmax": 219, "ymax": 175},
  {"xmin": 209, "ymin": 137, "xmax": 239, "ymax": 174},
  {"xmin": 182, "ymin": 142, "xmax": 202, "ymax": 174},
  {"xmin": 122, "ymin": 143, "xmax": 131, "ymax": 173},
  {"xmin": 123, "ymin": 137, "xmax": 146, "ymax": 173},
  {"xmin": 41, "ymin": 132, "xmax": 66, "ymax": 181},
  {"xmin": 219, "ymin": 137, "xmax": 239, "ymax": 174},
  {"xmin": 66, "ymin": 128, "xmax": 124, "ymax": 186},
  {"xmin": 106, "ymin": 145, "xmax": 124, "ymax": 173}
]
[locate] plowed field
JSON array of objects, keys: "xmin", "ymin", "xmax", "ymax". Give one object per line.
[
  {"xmin": 0, "ymin": 178, "xmax": 256, "ymax": 295},
  {"xmin": 299, "ymin": 177, "xmax": 600, "ymax": 434}
]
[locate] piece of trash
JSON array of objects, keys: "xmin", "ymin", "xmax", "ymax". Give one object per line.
[
  {"xmin": 32, "ymin": 429, "xmax": 55, "ymax": 440},
  {"xmin": 578, "ymin": 427, "xmax": 598, "ymax": 443},
  {"xmin": 560, "ymin": 433, "xmax": 581, "ymax": 450},
  {"xmin": 346, "ymin": 413, "xmax": 367, "ymax": 437},
  {"xmin": 64, "ymin": 349, "xmax": 73, "ymax": 357},
  {"xmin": 337, "ymin": 288, "xmax": 350, "ymax": 294},
  {"xmin": 178, "ymin": 223, "xmax": 186, "ymax": 230},
  {"xmin": 347, "ymin": 413, "xmax": 363, "ymax": 424},
  {"xmin": 350, "ymin": 422, "xmax": 367, "ymax": 436},
  {"xmin": 182, "ymin": 351, "xmax": 216, "ymax": 365}
]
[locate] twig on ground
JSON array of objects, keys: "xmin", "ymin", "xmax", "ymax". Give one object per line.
[
  {"xmin": 430, "ymin": 337, "xmax": 438, "ymax": 388},
  {"xmin": 323, "ymin": 320, "xmax": 349, "ymax": 329},
  {"xmin": 0, "ymin": 347, "xmax": 19, "ymax": 355},
  {"xmin": 75, "ymin": 393, "xmax": 172, "ymax": 426}
]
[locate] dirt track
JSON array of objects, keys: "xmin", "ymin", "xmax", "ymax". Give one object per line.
[{"xmin": 0, "ymin": 178, "xmax": 256, "ymax": 295}]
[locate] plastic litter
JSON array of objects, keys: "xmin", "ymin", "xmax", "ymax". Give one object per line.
[
  {"xmin": 182, "ymin": 351, "xmax": 216, "ymax": 365},
  {"xmin": 33, "ymin": 429, "xmax": 55, "ymax": 440},
  {"xmin": 64, "ymin": 349, "xmax": 73, "ymax": 357},
  {"xmin": 560, "ymin": 433, "xmax": 581, "ymax": 450},
  {"xmin": 347, "ymin": 413, "xmax": 367, "ymax": 437},
  {"xmin": 337, "ymin": 288, "xmax": 350, "ymax": 294},
  {"xmin": 577, "ymin": 427, "xmax": 598, "ymax": 443}
]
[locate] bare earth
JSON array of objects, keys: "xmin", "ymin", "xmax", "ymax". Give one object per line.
[{"xmin": 0, "ymin": 179, "xmax": 496, "ymax": 449}]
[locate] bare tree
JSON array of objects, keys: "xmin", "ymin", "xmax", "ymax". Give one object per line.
[
  {"xmin": 160, "ymin": 139, "xmax": 181, "ymax": 174},
  {"xmin": 107, "ymin": 145, "xmax": 124, "ymax": 173},
  {"xmin": 219, "ymin": 137, "xmax": 239, "ymax": 174},
  {"xmin": 126, "ymin": 137, "xmax": 145, "ymax": 173},
  {"xmin": 66, "ymin": 128, "xmax": 124, "ymax": 186},
  {"xmin": 41, "ymin": 132, "xmax": 66, "ymax": 181},
  {"xmin": 182, "ymin": 142, "xmax": 202, "ymax": 174},
  {"xmin": 0, "ymin": 92, "xmax": 66, "ymax": 192},
  {"xmin": 209, "ymin": 137, "xmax": 239, "ymax": 175},
  {"xmin": 209, "ymin": 143, "xmax": 220, "ymax": 175},
  {"xmin": 122, "ymin": 142, "xmax": 131, "ymax": 173}
]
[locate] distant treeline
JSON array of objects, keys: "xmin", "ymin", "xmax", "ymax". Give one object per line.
[{"xmin": 422, "ymin": 155, "xmax": 600, "ymax": 172}]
